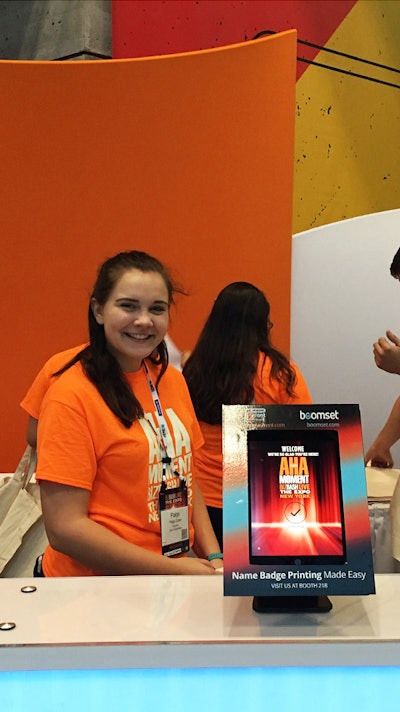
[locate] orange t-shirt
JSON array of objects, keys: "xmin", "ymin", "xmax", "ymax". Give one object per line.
[
  {"xmin": 20, "ymin": 344, "xmax": 87, "ymax": 418},
  {"xmin": 196, "ymin": 354, "xmax": 312, "ymax": 508},
  {"xmin": 36, "ymin": 359, "xmax": 203, "ymax": 576}
]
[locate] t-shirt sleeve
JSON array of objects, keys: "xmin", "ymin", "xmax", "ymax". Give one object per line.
[
  {"xmin": 290, "ymin": 364, "xmax": 313, "ymax": 404},
  {"xmin": 20, "ymin": 345, "xmax": 87, "ymax": 419},
  {"xmin": 20, "ymin": 364, "xmax": 53, "ymax": 419},
  {"xmin": 255, "ymin": 356, "xmax": 313, "ymax": 405},
  {"xmin": 36, "ymin": 397, "xmax": 97, "ymax": 490}
]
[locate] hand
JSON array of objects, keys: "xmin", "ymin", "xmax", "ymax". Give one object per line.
[
  {"xmin": 209, "ymin": 558, "xmax": 224, "ymax": 573},
  {"xmin": 373, "ymin": 330, "xmax": 400, "ymax": 374},
  {"xmin": 364, "ymin": 441, "xmax": 393, "ymax": 468},
  {"xmin": 173, "ymin": 556, "xmax": 218, "ymax": 575}
]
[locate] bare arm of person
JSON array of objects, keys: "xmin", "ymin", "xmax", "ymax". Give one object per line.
[
  {"xmin": 364, "ymin": 396, "xmax": 400, "ymax": 467},
  {"xmin": 190, "ymin": 481, "xmax": 223, "ymax": 570},
  {"xmin": 26, "ymin": 416, "xmax": 38, "ymax": 448},
  {"xmin": 40, "ymin": 481, "xmax": 217, "ymax": 575},
  {"xmin": 373, "ymin": 330, "xmax": 400, "ymax": 375}
]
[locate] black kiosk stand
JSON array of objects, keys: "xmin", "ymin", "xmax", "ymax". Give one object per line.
[{"xmin": 253, "ymin": 595, "xmax": 332, "ymax": 613}]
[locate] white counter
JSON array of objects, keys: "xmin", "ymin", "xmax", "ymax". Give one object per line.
[{"xmin": 1, "ymin": 574, "xmax": 400, "ymax": 671}]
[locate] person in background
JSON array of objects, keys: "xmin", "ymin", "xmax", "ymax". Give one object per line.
[
  {"xmin": 26, "ymin": 250, "xmax": 222, "ymax": 576},
  {"xmin": 364, "ymin": 397, "xmax": 400, "ymax": 468},
  {"xmin": 182, "ymin": 281, "xmax": 312, "ymax": 549},
  {"xmin": 372, "ymin": 248, "xmax": 400, "ymax": 375},
  {"xmin": 365, "ymin": 247, "xmax": 400, "ymax": 467}
]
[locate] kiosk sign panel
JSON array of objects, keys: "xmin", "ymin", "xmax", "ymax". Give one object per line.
[{"xmin": 222, "ymin": 405, "xmax": 375, "ymax": 599}]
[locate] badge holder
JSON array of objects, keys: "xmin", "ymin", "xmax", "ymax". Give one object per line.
[
  {"xmin": 144, "ymin": 362, "xmax": 190, "ymax": 558},
  {"xmin": 159, "ymin": 468, "xmax": 189, "ymax": 557}
]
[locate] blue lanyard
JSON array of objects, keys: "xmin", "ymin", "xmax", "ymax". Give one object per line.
[{"xmin": 143, "ymin": 361, "xmax": 184, "ymax": 484}]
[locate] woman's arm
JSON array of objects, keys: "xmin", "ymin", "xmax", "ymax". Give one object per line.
[
  {"xmin": 364, "ymin": 396, "xmax": 400, "ymax": 467},
  {"xmin": 190, "ymin": 481, "xmax": 223, "ymax": 569},
  {"xmin": 373, "ymin": 331, "xmax": 400, "ymax": 374},
  {"xmin": 40, "ymin": 481, "xmax": 217, "ymax": 575},
  {"xmin": 26, "ymin": 416, "xmax": 38, "ymax": 448}
]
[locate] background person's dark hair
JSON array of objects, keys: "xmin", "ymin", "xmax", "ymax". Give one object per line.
[
  {"xmin": 390, "ymin": 247, "xmax": 400, "ymax": 279},
  {"xmin": 183, "ymin": 281, "xmax": 296, "ymax": 425},
  {"xmin": 54, "ymin": 250, "xmax": 182, "ymax": 427}
]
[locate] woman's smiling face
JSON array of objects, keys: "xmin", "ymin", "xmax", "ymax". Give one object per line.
[{"xmin": 91, "ymin": 268, "xmax": 170, "ymax": 372}]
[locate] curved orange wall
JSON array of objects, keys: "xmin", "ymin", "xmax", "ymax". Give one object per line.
[{"xmin": 0, "ymin": 32, "xmax": 296, "ymax": 470}]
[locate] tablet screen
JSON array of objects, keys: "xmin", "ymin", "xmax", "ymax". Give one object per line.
[{"xmin": 248, "ymin": 429, "xmax": 346, "ymax": 565}]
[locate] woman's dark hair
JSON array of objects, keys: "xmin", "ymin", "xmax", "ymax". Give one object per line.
[
  {"xmin": 54, "ymin": 250, "xmax": 180, "ymax": 427},
  {"xmin": 183, "ymin": 282, "xmax": 296, "ymax": 425}
]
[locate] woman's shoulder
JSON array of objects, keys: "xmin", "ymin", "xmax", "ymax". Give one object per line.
[
  {"xmin": 42, "ymin": 361, "xmax": 96, "ymax": 408},
  {"xmin": 152, "ymin": 363, "xmax": 192, "ymax": 400},
  {"xmin": 257, "ymin": 352, "xmax": 312, "ymax": 403},
  {"xmin": 42, "ymin": 343, "xmax": 87, "ymax": 376},
  {"xmin": 257, "ymin": 351, "xmax": 301, "ymax": 372},
  {"xmin": 165, "ymin": 363, "xmax": 185, "ymax": 379},
  {"xmin": 159, "ymin": 363, "xmax": 188, "ymax": 389},
  {"xmin": 256, "ymin": 351, "xmax": 273, "ymax": 372}
]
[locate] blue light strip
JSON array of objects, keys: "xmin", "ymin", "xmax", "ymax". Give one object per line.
[{"xmin": 1, "ymin": 667, "xmax": 400, "ymax": 711}]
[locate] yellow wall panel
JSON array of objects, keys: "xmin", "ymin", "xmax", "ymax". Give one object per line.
[{"xmin": 294, "ymin": 0, "xmax": 400, "ymax": 232}]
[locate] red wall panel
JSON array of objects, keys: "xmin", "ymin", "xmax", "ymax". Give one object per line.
[{"xmin": 112, "ymin": 0, "xmax": 356, "ymax": 79}]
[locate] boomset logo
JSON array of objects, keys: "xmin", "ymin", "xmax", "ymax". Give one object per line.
[{"xmin": 299, "ymin": 409, "xmax": 339, "ymax": 421}]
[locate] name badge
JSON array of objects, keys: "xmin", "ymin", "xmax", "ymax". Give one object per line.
[{"xmin": 159, "ymin": 478, "xmax": 189, "ymax": 557}]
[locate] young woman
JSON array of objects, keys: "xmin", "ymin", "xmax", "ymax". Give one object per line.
[
  {"xmin": 33, "ymin": 250, "xmax": 222, "ymax": 576},
  {"xmin": 183, "ymin": 282, "xmax": 312, "ymax": 549}
]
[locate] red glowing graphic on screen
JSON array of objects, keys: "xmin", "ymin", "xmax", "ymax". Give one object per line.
[{"xmin": 248, "ymin": 430, "xmax": 346, "ymax": 563}]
